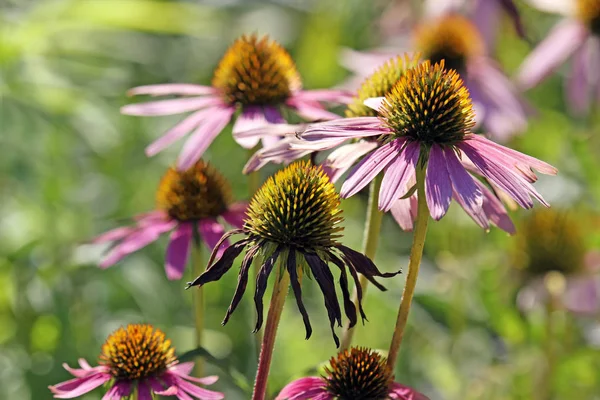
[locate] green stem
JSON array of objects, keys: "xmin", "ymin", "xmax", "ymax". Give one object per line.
[
  {"xmin": 251, "ymin": 268, "xmax": 290, "ymax": 400},
  {"xmin": 191, "ymin": 239, "xmax": 205, "ymax": 378},
  {"xmin": 340, "ymin": 174, "xmax": 384, "ymax": 350},
  {"xmin": 387, "ymin": 163, "xmax": 429, "ymax": 368}
]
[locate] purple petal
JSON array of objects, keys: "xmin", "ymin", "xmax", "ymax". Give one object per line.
[
  {"xmin": 378, "ymin": 141, "xmax": 419, "ymax": 211},
  {"xmin": 198, "ymin": 219, "xmax": 228, "ymax": 260},
  {"xmin": 476, "ymin": 180, "xmax": 516, "ymax": 234},
  {"xmin": 275, "ymin": 377, "xmax": 327, "ymax": 400},
  {"xmin": 165, "ymin": 222, "xmax": 193, "ymax": 280},
  {"xmin": 101, "ymin": 381, "xmax": 131, "ymax": 400},
  {"xmin": 564, "ymin": 277, "xmax": 600, "ymax": 314},
  {"xmin": 567, "ymin": 39, "xmax": 595, "ymax": 114},
  {"xmin": 137, "ymin": 382, "xmax": 153, "ymax": 400},
  {"xmin": 127, "ymin": 84, "xmax": 217, "ymax": 97},
  {"xmin": 425, "ymin": 144, "xmax": 453, "ymax": 220},
  {"xmin": 222, "ymin": 202, "xmax": 248, "ymax": 229},
  {"xmin": 50, "ymin": 373, "xmax": 110, "ymax": 398},
  {"xmin": 341, "ymin": 140, "xmax": 400, "ymax": 199},
  {"xmin": 300, "ymin": 117, "xmax": 385, "ymax": 141},
  {"xmin": 121, "ymin": 96, "xmax": 223, "ymax": 116},
  {"xmin": 517, "ymin": 19, "xmax": 587, "ymax": 89},
  {"xmin": 443, "ymin": 147, "xmax": 483, "ymax": 215},
  {"xmin": 287, "ymin": 98, "xmax": 343, "ymax": 121},
  {"xmin": 177, "ymin": 106, "xmax": 235, "ymax": 170}
]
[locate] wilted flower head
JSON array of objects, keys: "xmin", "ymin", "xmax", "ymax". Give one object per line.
[
  {"xmin": 121, "ymin": 34, "xmax": 351, "ymax": 170},
  {"xmin": 297, "ymin": 61, "xmax": 556, "ymax": 226},
  {"xmin": 49, "ymin": 324, "xmax": 223, "ymax": 399},
  {"xmin": 93, "ymin": 160, "xmax": 247, "ymax": 280},
  {"xmin": 276, "ymin": 347, "xmax": 428, "ymax": 400},
  {"xmin": 518, "ymin": 0, "xmax": 600, "ymax": 114},
  {"xmin": 515, "ymin": 209, "xmax": 600, "ymax": 313},
  {"xmin": 187, "ymin": 162, "xmax": 398, "ymax": 346}
]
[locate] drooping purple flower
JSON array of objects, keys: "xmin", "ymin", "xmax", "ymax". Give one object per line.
[
  {"xmin": 93, "ymin": 160, "xmax": 247, "ymax": 280},
  {"xmin": 121, "ymin": 34, "xmax": 352, "ymax": 170},
  {"xmin": 49, "ymin": 324, "xmax": 223, "ymax": 400},
  {"xmin": 518, "ymin": 0, "xmax": 600, "ymax": 114},
  {"xmin": 276, "ymin": 347, "xmax": 428, "ymax": 400}
]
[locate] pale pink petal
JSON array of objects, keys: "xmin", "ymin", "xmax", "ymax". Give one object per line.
[
  {"xmin": 425, "ymin": 145, "xmax": 453, "ymax": 220},
  {"xmin": 170, "ymin": 362, "xmax": 195, "ymax": 376},
  {"xmin": 232, "ymin": 107, "xmax": 268, "ymax": 148},
  {"xmin": 564, "ymin": 276, "xmax": 600, "ymax": 314},
  {"xmin": 567, "ymin": 39, "xmax": 595, "ymax": 114},
  {"xmin": 177, "ymin": 106, "xmax": 235, "ymax": 170},
  {"xmin": 91, "ymin": 226, "xmax": 135, "ymax": 244},
  {"xmin": 165, "ymin": 222, "xmax": 193, "ymax": 280},
  {"xmin": 121, "ymin": 96, "xmax": 223, "ymax": 116},
  {"xmin": 389, "ymin": 382, "xmax": 430, "ymax": 400},
  {"xmin": 174, "ymin": 376, "xmax": 224, "ymax": 400},
  {"xmin": 198, "ymin": 218, "xmax": 228, "ymax": 259},
  {"xmin": 340, "ymin": 140, "xmax": 400, "ymax": 199},
  {"xmin": 321, "ymin": 141, "xmax": 379, "ymax": 183},
  {"xmin": 275, "ymin": 377, "xmax": 326, "ymax": 400},
  {"xmin": 476, "ymin": 180, "xmax": 516, "ymax": 234},
  {"xmin": 222, "ymin": 202, "xmax": 248, "ymax": 229},
  {"xmin": 443, "ymin": 148, "xmax": 483, "ymax": 214},
  {"xmin": 363, "ymin": 96, "xmax": 386, "ymax": 112},
  {"xmin": 379, "ymin": 141, "xmax": 419, "ymax": 211},
  {"xmin": 301, "ymin": 117, "xmax": 384, "ymax": 141},
  {"xmin": 292, "ymin": 89, "xmax": 354, "ymax": 104},
  {"xmin": 127, "ymin": 84, "xmax": 217, "ymax": 97},
  {"xmin": 517, "ymin": 19, "xmax": 588, "ymax": 89},
  {"xmin": 390, "ymin": 196, "xmax": 418, "ymax": 231},
  {"xmin": 50, "ymin": 374, "xmax": 110, "ymax": 398},
  {"xmin": 235, "ymin": 123, "xmax": 303, "ymax": 140},
  {"xmin": 287, "ymin": 98, "xmax": 343, "ymax": 121},
  {"xmin": 340, "ymin": 48, "xmax": 398, "ymax": 76}
]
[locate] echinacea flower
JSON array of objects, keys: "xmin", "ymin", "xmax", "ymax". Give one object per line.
[
  {"xmin": 187, "ymin": 162, "xmax": 398, "ymax": 346},
  {"xmin": 515, "ymin": 209, "xmax": 600, "ymax": 314},
  {"xmin": 518, "ymin": 0, "xmax": 600, "ymax": 114},
  {"xmin": 93, "ymin": 160, "xmax": 246, "ymax": 280},
  {"xmin": 121, "ymin": 34, "xmax": 352, "ymax": 170},
  {"xmin": 49, "ymin": 324, "xmax": 223, "ymax": 400},
  {"xmin": 276, "ymin": 347, "xmax": 428, "ymax": 400},
  {"xmin": 297, "ymin": 61, "xmax": 556, "ymax": 223},
  {"xmin": 343, "ymin": 13, "xmax": 529, "ymax": 141}
]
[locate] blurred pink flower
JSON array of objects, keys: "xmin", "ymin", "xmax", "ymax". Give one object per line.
[{"xmin": 121, "ymin": 34, "xmax": 351, "ymax": 170}]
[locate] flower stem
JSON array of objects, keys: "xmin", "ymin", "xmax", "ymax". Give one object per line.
[
  {"xmin": 340, "ymin": 174, "xmax": 384, "ymax": 350},
  {"xmin": 191, "ymin": 238, "xmax": 205, "ymax": 378},
  {"xmin": 251, "ymin": 267, "xmax": 290, "ymax": 400},
  {"xmin": 387, "ymin": 163, "xmax": 429, "ymax": 368}
]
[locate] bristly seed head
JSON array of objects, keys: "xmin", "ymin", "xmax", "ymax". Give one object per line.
[
  {"xmin": 212, "ymin": 34, "xmax": 302, "ymax": 106},
  {"xmin": 577, "ymin": 0, "xmax": 600, "ymax": 35},
  {"xmin": 515, "ymin": 209, "xmax": 587, "ymax": 278},
  {"xmin": 244, "ymin": 161, "xmax": 343, "ymax": 249},
  {"xmin": 99, "ymin": 324, "xmax": 176, "ymax": 381},
  {"xmin": 156, "ymin": 160, "xmax": 232, "ymax": 221},
  {"xmin": 379, "ymin": 60, "xmax": 476, "ymax": 146},
  {"xmin": 324, "ymin": 347, "xmax": 393, "ymax": 400},
  {"xmin": 345, "ymin": 54, "xmax": 421, "ymax": 118},
  {"xmin": 414, "ymin": 14, "xmax": 484, "ymax": 73}
]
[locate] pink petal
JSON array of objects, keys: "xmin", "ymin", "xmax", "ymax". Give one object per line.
[
  {"xmin": 390, "ymin": 195, "xmax": 418, "ymax": 231},
  {"xmin": 137, "ymin": 382, "xmax": 153, "ymax": 400},
  {"xmin": 222, "ymin": 202, "xmax": 248, "ymax": 229},
  {"xmin": 50, "ymin": 373, "xmax": 110, "ymax": 398},
  {"xmin": 340, "ymin": 140, "xmax": 400, "ymax": 199},
  {"xmin": 517, "ymin": 19, "xmax": 587, "ymax": 89},
  {"xmin": 61, "ymin": 362, "xmax": 104, "ymax": 378},
  {"xmin": 292, "ymin": 89, "xmax": 354, "ymax": 104},
  {"xmin": 443, "ymin": 148, "xmax": 483, "ymax": 215},
  {"xmin": 300, "ymin": 117, "xmax": 385, "ymax": 141},
  {"xmin": 287, "ymin": 98, "xmax": 343, "ymax": 121},
  {"xmin": 321, "ymin": 141, "xmax": 378, "ymax": 183},
  {"xmin": 378, "ymin": 141, "xmax": 419, "ymax": 211},
  {"xmin": 564, "ymin": 276, "xmax": 600, "ymax": 314},
  {"xmin": 91, "ymin": 226, "xmax": 134, "ymax": 244},
  {"xmin": 198, "ymin": 218, "xmax": 228, "ymax": 259},
  {"xmin": 177, "ymin": 106, "xmax": 235, "ymax": 170},
  {"xmin": 340, "ymin": 48, "xmax": 397, "ymax": 76},
  {"xmin": 232, "ymin": 107, "xmax": 268, "ymax": 148},
  {"xmin": 165, "ymin": 222, "xmax": 193, "ymax": 280},
  {"xmin": 101, "ymin": 382, "xmax": 131, "ymax": 400},
  {"xmin": 174, "ymin": 376, "xmax": 224, "ymax": 400},
  {"xmin": 170, "ymin": 362, "xmax": 195, "ymax": 376},
  {"xmin": 425, "ymin": 144, "xmax": 453, "ymax": 220},
  {"xmin": 389, "ymin": 382, "xmax": 430, "ymax": 400},
  {"xmin": 567, "ymin": 39, "xmax": 596, "ymax": 114},
  {"xmin": 275, "ymin": 377, "xmax": 327, "ymax": 400},
  {"xmin": 127, "ymin": 84, "xmax": 217, "ymax": 97},
  {"xmin": 476, "ymin": 180, "xmax": 516, "ymax": 234},
  {"xmin": 121, "ymin": 96, "xmax": 223, "ymax": 116}
]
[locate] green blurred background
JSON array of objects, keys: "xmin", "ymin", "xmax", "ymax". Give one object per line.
[{"xmin": 2, "ymin": 0, "xmax": 600, "ymax": 399}]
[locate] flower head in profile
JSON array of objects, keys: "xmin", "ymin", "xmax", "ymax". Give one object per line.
[
  {"xmin": 518, "ymin": 0, "xmax": 600, "ymax": 114},
  {"xmin": 121, "ymin": 34, "xmax": 351, "ymax": 170},
  {"xmin": 298, "ymin": 61, "xmax": 556, "ymax": 224},
  {"xmin": 93, "ymin": 160, "xmax": 247, "ymax": 280},
  {"xmin": 343, "ymin": 13, "xmax": 528, "ymax": 141},
  {"xmin": 49, "ymin": 324, "xmax": 223, "ymax": 399},
  {"xmin": 187, "ymin": 162, "xmax": 398, "ymax": 346},
  {"xmin": 515, "ymin": 209, "xmax": 600, "ymax": 314},
  {"xmin": 276, "ymin": 347, "xmax": 428, "ymax": 400}
]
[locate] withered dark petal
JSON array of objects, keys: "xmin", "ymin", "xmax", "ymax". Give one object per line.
[
  {"xmin": 186, "ymin": 239, "xmax": 248, "ymax": 288},
  {"xmin": 253, "ymin": 247, "xmax": 282, "ymax": 333},
  {"xmin": 205, "ymin": 229, "xmax": 245, "ymax": 267},
  {"xmin": 222, "ymin": 244, "xmax": 261, "ymax": 326},
  {"xmin": 336, "ymin": 245, "xmax": 400, "ymax": 291},
  {"xmin": 345, "ymin": 262, "xmax": 368, "ymax": 322},
  {"xmin": 325, "ymin": 251, "xmax": 357, "ymax": 328},
  {"xmin": 287, "ymin": 250, "xmax": 313, "ymax": 340}
]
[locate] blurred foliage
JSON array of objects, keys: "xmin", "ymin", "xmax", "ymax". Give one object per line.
[{"xmin": 1, "ymin": 0, "xmax": 600, "ymax": 399}]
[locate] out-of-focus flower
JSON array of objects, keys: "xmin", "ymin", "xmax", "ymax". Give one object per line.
[
  {"xmin": 187, "ymin": 162, "xmax": 398, "ymax": 346},
  {"xmin": 121, "ymin": 34, "xmax": 352, "ymax": 170},
  {"xmin": 515, "ymin": 209, "xmax": 600, "ymax": 314},
  {"xmin": 276, "ymin": 347, "xmax": 428, "ymax": 400},
  {"xmin": 49, "ymin": 324, "xmax": 223, "ymax": 399},
  {"xmin": 297, "ymin": 61, "xmax": 556, "ymax": 224},
  {"xmin": 93, "ymin": 160, "xmax": 246, "ymax": 280},
  {"xmin": 343, "ymin": 14, "xmax": 529, "ymax": 141},
  {"xmin": 518, "ymin": 0, "xmax": 600, "ymax": 114}
]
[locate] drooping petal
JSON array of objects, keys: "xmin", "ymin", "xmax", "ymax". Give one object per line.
[
  {"xmin": 172, "ymin": 375, "xmax": 225, "ymax": 400},
  {"xmin": 287, "ymin": 98, "xmax": 343, "ymax": 121},
  {"xmin": 390, "ymin": 196, "xmax": 418, "ymax": 232},
  {"xmin": 517, "ymin": 19, "xmax": 587, "ymax": 90},
  {"xmin": 127, "ymin": 84, "xmax": 217, "ymax": 97},
  {"xmin": 221, "ymin": 202, "xmax": 248, "ymax": 229},
  {"xmin": 49, "ymin": 373, "xmax": 111, "ymax": 398},
  {"xmin": 275, "ymin": 377, "xmax": 329, "ymax": 400},
  {"xmin": 253, "ymin": 247, "xmax": 282, "ymax": 333},
  {"xmin": 221, "ymin": 244, "xmax": 260, "ymax": 325},
  {"xmin": 287, "ymin": 251, "xmax": 313, "ymax": 339},
  {"xmin": 232, "ymin": 106, "xmax": 269, "ymax": 149},
  {"xmin": 326, "ymin": 251, "xmax": 357, "ymax": 327},
  {"xmin": 389, "ymin": 382, "xmax": 430, "ymax": 400},
  {"xmin": 476, "ymin": 180, "xmax": 516, "ymax": 234},
  {"xmin": 145, "ymin": 109, "xmax": 215, "ymax": 156},
  {"xmin": 320, "ymin": 141, "xmax": 379, "ymax": 183},
  {"xmin": 165, "ymin": 222, "xmax": 193, "ymax": 280},
  {"xmin": 443, "ymin": 147, "xmax": 483, "ymax": 215},
  {"xmin": 198, "ymin": 218, "xmax": 228, "ymax": 260},
  {"xmin": 336, "ymin": 245, "xmax": 400, "ymax": 290},
  {"xmin": 378, "ymin": 141, "xmax": 419, "ymax": 211},
  {"xmin": 425, "ymin": 145, "xmax": 453, "ymax": 220},
  {"xmin": 177, "ymin": 106, "xmax": 235, "ymax": 170},
  {"xmin": 61, "ymin": 362, "xmax": 106, "ymax": 379},
  {"xmin": 121, "ymin": 96, "xmax": 223, "ymax": 116},
  {"xmin": 567, "ymin": 40, "xmax": 594, "ymax": 114},
  {"xmin": 186, "ymin": 239, "xmax": 249, "ymax": 288}
]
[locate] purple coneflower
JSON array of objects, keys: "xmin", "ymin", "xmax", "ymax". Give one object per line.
[
  {"xmin": 518, "ymin": 0, "xmax": 600, "ymax": 114},
  {"xmin": 343, "ymin": 13, "xmax": 529, "ymax": 141},
  {"xmin": 276, "ymin": 347, "xmax": 428, "ymax": 400},
  {"xmin": 298, "ymin": 60, "xmax": 556, "ymax": 223},
  {"xmin": 187, "ymin": 162, "xmax": 398, "ymax": 346},
  {"xmin": 121, "ymin": 34, "xmax": 352, "ymax": 170},
  {"xmin": 49, "ymin": 324, "xmax": 223, "ymax": 399},
  {"xmin": 93, "ymin": 160, "xmax": 246, "ymax": 280}
]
